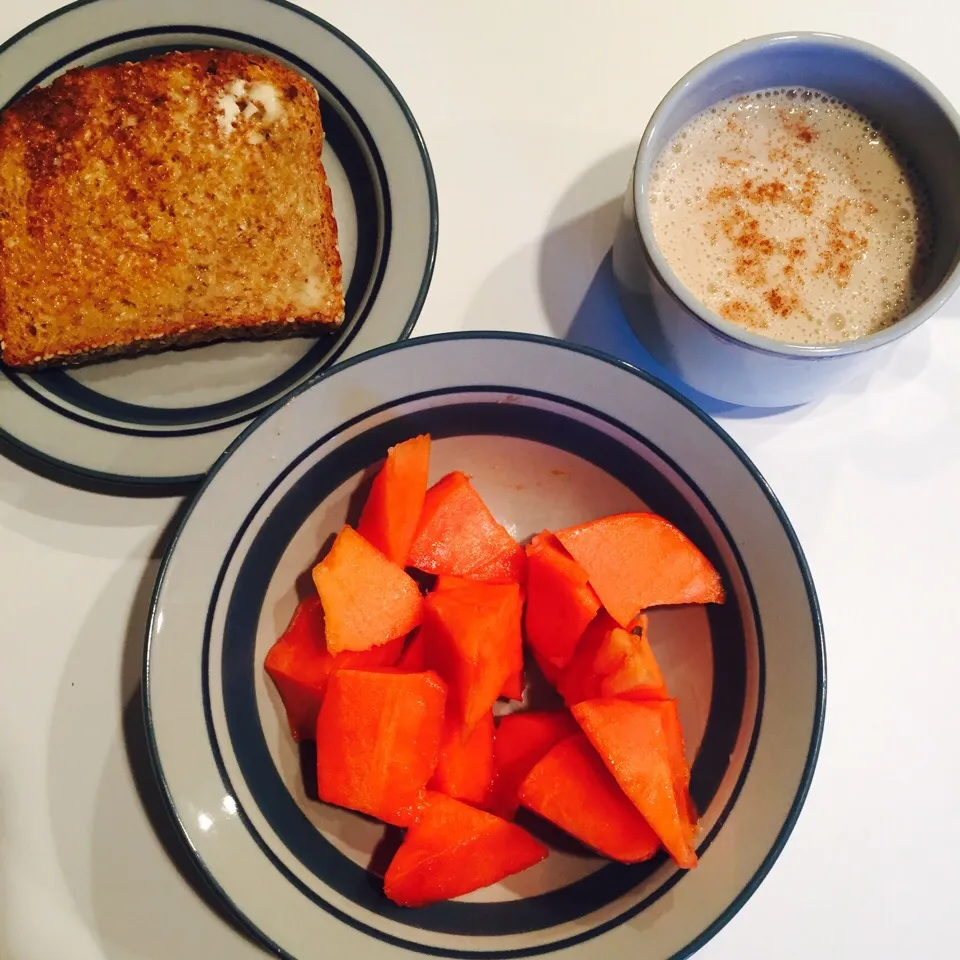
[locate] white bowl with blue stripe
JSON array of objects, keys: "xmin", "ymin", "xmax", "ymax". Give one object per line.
[
  {"xmin": 145, "ymin": 332, "xmax": 825, "ymax": 960},
  {"xmin": 0, "ymin": 0, "xmax": 437, "ymax": 491}
]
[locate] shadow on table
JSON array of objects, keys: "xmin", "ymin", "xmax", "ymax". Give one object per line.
[
  {"xmin": 121, "ymin": 506, "xmax": 262, "ymax": 947},
  {"xmin": 0, "ymin": 781, "xmax": 9, "ymax": 959},
  {"xmin": 530, "ymin": 150, "xmax": 960, "ymax": 493},
  {"xmin": 44, "ymin": 504, "xmax": 261, "ymax": 959},
  {"xmin": 122, "ymin": 669, "xmax": 265, "ymax": 951},
  {"xmin": 532, "ymin": 144, "xmax": 796, "ymax": 420},
  {"xmin": 0, "ymin": 429, "xmax": 198, "ymax": 499}
]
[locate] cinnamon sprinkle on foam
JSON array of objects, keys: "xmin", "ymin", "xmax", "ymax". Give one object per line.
[{"xmin": 649, "ymin": 87, "xmax": 932, "ymax": 344}]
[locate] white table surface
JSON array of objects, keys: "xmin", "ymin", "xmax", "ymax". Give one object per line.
[{"xmin": 1, "ymin": 1, "xmax": 958, "ymax": 957}]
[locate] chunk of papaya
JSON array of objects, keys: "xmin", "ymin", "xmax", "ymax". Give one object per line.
[
  {"xmin": 558, "ymin": 613, "xmax": 667, "ymax": 705},
  {"xmin": 264, "ymin": 596, "xmax": 402, "ymax": 740},
  {"xmin": 312, "ymin": 525, "xmax": 423, "ymax": 655},
  {"xmin": 657, "ymin": 698, "xmax": 698, "ymax": 844},
  {"xmin": 384, "ymin": 792, "xmax": 548, "ymax": 907},
  {"xmin": 420, "ymin": 581, "xmax": 523, "ymax": 734},
  {"xmin": 429, "ymin": 711, "xmax": 495, "ymax": 807},
  {"xmin": 556, "ymin": 512, "xmax": 724, "ymax": 627},
  {"xmin": 357, "ymin": 434, "xmax": 431, "ymax": 566},
  {"xmin": 488, "ymin": 710, "xmax": 579, "ymax": 820},
  {"xmin": 572, "ymin": 698, "xmax": 697, "ymax": 868},
  {"xmin": 408, "ymin": 472, "xmax": 525, "ymax": 582},
  {"xmin": 316, "ymin": 668, "xmax": 447, "ymax": 826},
  {"xmin": 523, "ymin": 532, "xmax": 599, "ymax": 670},
  {"xmin": 433, "ymin": 575, "xmax": 525, "ymax": 701},
  {"xmin": 395, "ymin": 631, "xmax": 427, "ymax": 672},
  {"xmin": 519, "ymin": 732, "xmax": 660, "ymax": 863}
]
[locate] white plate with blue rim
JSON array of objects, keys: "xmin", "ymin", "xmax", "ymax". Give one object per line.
[
  {"xmin": 145, "ymin": 332, "xmax": 826, "ymax": 960},
  {"xmin": 0, "ymin": 0, "xmax": 437, "ymax": 493}
]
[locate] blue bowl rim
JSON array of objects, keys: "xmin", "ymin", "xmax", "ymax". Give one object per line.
[
  {"xmin": 633, "ymin": 30, "xmax": 960, "ymax": 360},
  {"xmin": 143, "ymin": 329, "xmax": 828, "ymax": 960}
]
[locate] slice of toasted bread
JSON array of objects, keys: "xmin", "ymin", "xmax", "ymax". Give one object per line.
[{"xmin": 0, "ymin": 49, "xmax": 344, "ymax": 369}]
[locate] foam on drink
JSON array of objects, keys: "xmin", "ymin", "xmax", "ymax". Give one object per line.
[{"xmin": 648, "ymin": 88, "xmax": 933, "ymax": 345}]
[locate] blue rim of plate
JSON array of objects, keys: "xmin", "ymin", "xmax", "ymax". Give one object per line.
[
  {"xmin": 143, "ymin": 331, "xmax": 827, "ymax": 960},
  {"xmin": 3, "ymin": 29, "xmax": 390, "ymax": 434},
  {"xmin": 0, "ymin": 0, "xmax": 438, "ymax": 494}
]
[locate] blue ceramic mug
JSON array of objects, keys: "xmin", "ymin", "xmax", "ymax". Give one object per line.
[{"xmin": 613, "ymin": 33, "xmax": 960, "ymax": 407}]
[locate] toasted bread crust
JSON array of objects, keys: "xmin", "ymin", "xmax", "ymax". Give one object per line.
[
  {"xmin": 8, "ymin": 317, "xmax": 341, "ymax": 371},
  {"xmin": 0, "ymin": 50, "xmax": 345, "ymax": 369}
]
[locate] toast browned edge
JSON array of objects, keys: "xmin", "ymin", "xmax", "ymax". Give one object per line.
[
  {"xmin": 8, "ymin": 317, "xmax": 343, "ymax": 371},
  {"xmin": 0, "ymin": 49, "xmax": 346, "ymax": 371}
]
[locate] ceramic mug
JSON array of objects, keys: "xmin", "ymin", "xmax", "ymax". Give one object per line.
[{"xmin": 612, "ymin": 32, "xmax": 960, "ymax": 407}]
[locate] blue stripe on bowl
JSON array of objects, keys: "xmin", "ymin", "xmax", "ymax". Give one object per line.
[
  {"xmin": 1, "ymin": 25, "xmax": 389, "ymax": 436},
  {"xmin": 204, "ymin": 386, "xmax": 763, "ymax": 956}
]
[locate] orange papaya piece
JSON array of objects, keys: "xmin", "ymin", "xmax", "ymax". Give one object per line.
[
  {"xmin": 433, "ymin": 576, "xmax": 524, "ymax": 700},
  {"xmin": 396, "ymin": 631, "xmax": 427, "ymax": 672},
  {"xmin": 264, "ymin": 596, "xmax": 329, "ymax": 741},
  {"xmin": 591, "ymin": 616, "xmax": 666, "ymax": 699},
  {"xmin": 572, "ymin": 698, "xmax": 697, "ymax": 868},
  {"xmin": 556, "ymin": 612, "xmax": 616, "ymax": 704},
  {"xmin": 558, "ymin": 613, "xmax": 668, "ymax": 705},
  {"xmin": 658, "ymin": 699, "xmax": 698, "ymax": 842},
  {"xmin": 556, "ymin": 512, "xmax": 724, "ymax": 627},
  {"xmin": 471, "ymin": 549, "xmax": 527, "ymax": 583},
  {"xmin": 316, "ymin": 668, "xmax": 447, "ymax": 826},
  {"xmin": 429, "ymin": 711, "xmax": 495, "ymax": 806},
  {"xmin": 523, "ymin": 532, "xmax": 600, "ymax": 669},
  {"xmin": 530, "ymin": 648, "xmax": 563, "ymax": 688},
  {"xmin": 384, "ymin": 792, "xmax": 548, "ymax": 906},
  {"xmin": 357, "ymin": 434, "xmax": 431, "ymax": 566},
  {"xmin": 408, "ymin": 472, "xmax": 525, "ymax": 582},
  {"xmin": 264, "ymin": 596, "xmax": 403, "ymax": 740},
  {"xmin": 500, "ymin": 668, "xmax": 524, "ymax": 701},
  {"xmin": 312, "ymin": 525, "xmax": 423, "ymax": 655},
  {"xmin": 421, "ymin": 581, "xmax": 523, "ymax": 734},
  {"xmin": 519, "ymin": 732, "xmax": 660, "ymax": 863},
  {"xmin": 434, "ymin": 574, "xmax": 475, "ymax": 592},
  {"xmin": 435, "ymin": 573, "xmax": 513, "ymax": 591},
  {"xmin": 489, "ymin": 710, "xmax": 579, "ymax": 820}
]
